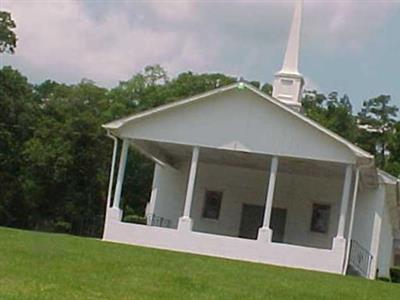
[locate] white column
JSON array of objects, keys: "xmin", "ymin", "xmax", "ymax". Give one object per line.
[
  {"xmin": 342, "ymin": 168, "xmax": 360, "ymax": 274},
  {"xmin": 258, "ymin": 156, "xmax": 279, "ymax": 242},
  {"xmin": 336, "ymin": 165, "xmax": 353, "ymax": 239},
  {"xmin": 106, "ymin": 135, "xmax": 118, "ymax": 208},
  {"xmin": 178, "ymin": 146, "xmax": 200, "ymax": 231},
  {"xmin": 112, "ymin": 139, "xmax": 129, "ymax": 210}
]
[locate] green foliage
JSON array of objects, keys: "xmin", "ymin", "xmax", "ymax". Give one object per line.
[
  {"xmin": 386, "ymin": 122, "xmax": 400, "ymax": 176},
  {"xmin": 357, "ymin": 95, "xmax": 399, "ymax": 168},
  {"xmin": 0, "ymin": 11, "xmax": 17, "ymax": 54},
  {"xmin": 54, "ymin": 220, "xmax": 72, "ymax": 233},
  {"xmin": 377, "ymin": 277, "xmax": 391, "ymax": 282},
  {"xmin": 261, "ymin": 83, "xmax": 273, "ymax": 96},
  {"xmin": 0, "ymin": 67, "xmax": 36, "ymax": 228},
  {"xmin": 390, "ymin": 267, "xmax": 400, "ymax": 283},
  {"xmin": 302, "ymin": 90, "xmax": 358, "ymax": 142},
  {"xmin": 302, "ymin": 90, "xmax": 400, "ymax": 172},
  {"xmin": 123, "ymin": 215, "xmax": 147, "ymax": 225}
]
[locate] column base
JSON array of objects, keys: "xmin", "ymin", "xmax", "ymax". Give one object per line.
[
  {"xmin": 178, "ymin": 217, "xmax": 193, "ymax": 232},
  {"xmin": 106, "ymin": 207, "xmax": 123, "ymax": 223},
  {"xmin": 332, "ymin": 236, "xmax": 346, "ymax": 252},
  {"xmin": 332, "ymin": 236, "xmax": 347, "ymax": 274},
  {"xmin": 103, "ymin": 207, "xmax": 123, "ymax": 241},
  {"xmin": 257, "ymin": 227, "xmax": 273, "ymax": 242}
]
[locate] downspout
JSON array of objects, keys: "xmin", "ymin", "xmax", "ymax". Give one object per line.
[
  {"xmin": 342, "ymin": 158, "xmax": 375, "ymax": 275},
  {"xmin": 106, "ymin": 131, "xmax": 119, "ymax": 208}
]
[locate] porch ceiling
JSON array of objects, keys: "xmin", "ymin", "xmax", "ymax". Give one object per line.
[{"xmin": 131, "ymin": 139, "xmax": 346, "ymax": 179}]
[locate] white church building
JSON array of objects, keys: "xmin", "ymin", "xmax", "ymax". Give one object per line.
[{"xmin": 102, "ymin": 3, "xmax": 400, "ymax": 279}]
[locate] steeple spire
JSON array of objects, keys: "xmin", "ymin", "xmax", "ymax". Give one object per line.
[
  {"xmin": 272, "ymin": 1, "xmax": 304, "ymax": 111},
  {"xmin": 280, "ymin": 1, "xmax": 302, "ymax": 75}
]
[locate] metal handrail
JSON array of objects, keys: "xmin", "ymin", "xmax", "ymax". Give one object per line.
[
  {"xmin": 348, "ymin": 239, "xmax": 373, "ymax": 278},
  {"xmin": 147, "ymin": 214, "xmax": 171, "ymax": 228}
]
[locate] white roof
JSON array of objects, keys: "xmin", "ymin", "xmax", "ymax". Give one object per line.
[{"xmin": 103, "ymin": 82, "xmax": 373, "ymax": 161}]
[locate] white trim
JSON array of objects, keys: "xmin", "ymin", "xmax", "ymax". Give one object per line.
[
  {"xmin": 337, "ymin": 165, "xmax": 353, "ymax": 239},
  {"xmin": 103, "ymin": 84, "xmax": 237, "ymax": 130},
  {"xmin": 103, "ymin": 83, "xmax": 373, "ymax": 161},
  {"xmin": 343, "ymin": 168, "xmax": 360, "ymax": 274},
  {"xmin": 106, "ymin": 132, "xmax": 118, "ymax": 208},
  {"xmin": 262, "ymin": 156, "xmax": 279, "ymax": 229},
  {"xmin": 113, "ymin": 139, "xmax": 129, "ymax": 209},
  {"xmin": 182, "ymin": 146, "xmax": 200, "ymax": 218},
  {"xmin": 103, "ymin": 221, "xmax": 345, "ymax": 275}
]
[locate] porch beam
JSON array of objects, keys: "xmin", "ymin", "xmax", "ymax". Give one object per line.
[
  {"xmin": 258, "ymin": 156, "xmax": 279, "ymax": 242},
  {"xmin": 336, "ymin": 165, "xmax": 353, "ymax": 239},
  {"xmin": 178, "ymin": 146, "xmax": 200, "ymax": 231},
  {"xmin": 132, "ymin": 140, "xmax": 176, "ymax": 169},
  {"xmin": 112, "ymin": 139, "xmax": 129, "ymax": 210}
]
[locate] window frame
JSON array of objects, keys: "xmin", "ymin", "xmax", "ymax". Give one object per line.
[
  {"xmin": 310, "ymin": 203, "xmax": 331, "ymax": 234},
  {"xmin": 201, "ymin": 190, "xmax": 223, "ymax": 220}
]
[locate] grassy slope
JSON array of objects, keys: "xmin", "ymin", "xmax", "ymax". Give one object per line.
[{"xmin": 0, "ymin": 227, "xmax": 399, "ymax": 300}]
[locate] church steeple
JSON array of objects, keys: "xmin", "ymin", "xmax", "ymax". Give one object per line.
[{"xmin": 272, "ymin": 1, "xmax": 304, "ymax": 111}]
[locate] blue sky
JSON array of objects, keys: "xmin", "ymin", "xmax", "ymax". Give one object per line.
[{"xmin": 1, "ymin": 0, "xmax": 400, "ymax": 112}]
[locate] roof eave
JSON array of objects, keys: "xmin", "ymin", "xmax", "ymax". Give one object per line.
[
  {"xmin": 102, "ymin": 82, "xmax": 374, "ymax": 162},
  {"xmin": 101, "ymin": 83, "xmax": 239, "ymax": 130}
]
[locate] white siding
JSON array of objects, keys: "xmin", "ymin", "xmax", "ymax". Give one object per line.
[
  {"xmin": 119, "ymin": 89, "xmax": 356, "ymax": 164},
  {"xmin": 352, "ymin": 185, "xmax": 385, "ymax": 278},
  {"xmin": 377, "ymin": 202, "xmax": 394, "ymax": 278}
]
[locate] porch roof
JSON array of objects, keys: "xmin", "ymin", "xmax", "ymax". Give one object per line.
[{"xmin": 131, "ymin": 139, "xmax": 346, "ymax": 179}]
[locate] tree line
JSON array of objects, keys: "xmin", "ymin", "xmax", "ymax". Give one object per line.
[{"xmin": 0, "ymin": 11, "xmax": 399, "ymax": 236}]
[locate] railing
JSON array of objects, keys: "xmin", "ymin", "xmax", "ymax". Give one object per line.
[
  {"xmin": 348, "ymin": 239, "xmax": 373, "ymax": 278},
  {"xmin": 147, "ymin": 214, "xmax": 171, "ymax": 228}
]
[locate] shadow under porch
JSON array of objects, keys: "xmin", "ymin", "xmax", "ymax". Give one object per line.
[{"xmin": 140, "ymin": 140, "xmax": 351, "ymax": 250}]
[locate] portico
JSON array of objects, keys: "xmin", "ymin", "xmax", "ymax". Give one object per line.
[{"xmin": 103, "ymin": 132, "xmax": 363, "ymax": 274}]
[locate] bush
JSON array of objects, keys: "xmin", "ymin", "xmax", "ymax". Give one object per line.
[
  {"xmin": 123, "ymin": 215, "xmax": 147, "ymax": 225},
  {"xmin": 390, "ymin": 267, "xmax": 400, "ymax": 284},
  {"xmin": 377, "ymin": 277, "xmax": 391, "ymax": 282},
  {"xmin": 54, "ymin": 221, "xmax": 72, "ymax": 233}
]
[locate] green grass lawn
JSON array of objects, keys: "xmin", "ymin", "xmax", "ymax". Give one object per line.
[{"xmin": 0, "ymin": 227, "xmax": 399, "ymax": 300}]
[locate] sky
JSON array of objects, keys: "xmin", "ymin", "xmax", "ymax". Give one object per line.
[{"xmin": 1, "ymin": 0, "xmax": 400, "ymax": 111}]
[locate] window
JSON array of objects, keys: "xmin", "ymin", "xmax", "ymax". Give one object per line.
[
  {"xmin": 281, "ymin": 79, "xmax": 293, "ymax": 86},
  {"xmin": 310, "ymin": 204, "xmax": 330, "ymax": 233},
  {"xmin": 202, "ymin": 191, "xmax": 223, "ymax": 220}
]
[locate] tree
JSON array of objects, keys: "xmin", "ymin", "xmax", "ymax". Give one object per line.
[
  {"xmin": 357, "ymin": 95, "xmax": 398, "ymax": 168},
  {"xmin": 324, "ymin": 92, "xmax": 358, "ymax": 142},
  {"xmin": 386, "ymin": 121, "xmax": 400, "ymax": 176},
  {"xmin": 261, "ymin": 83, "xmax": 273, "ymax": 96},
  {"xmin": 302, "ymin": 90, "xmax": 358, "ymax": 143},
  {"xmin": 0, "ymin": 67, "xmax": 36, "ymax": 227},
  {"xmin": 0, "ymin": 11, "xmax": 17, "ymax": 54},
  {"xmin": 22, "ymin": 80, "xmax": 111, "ymax": 234},
  {"xmin": 302, "ymin": 90, "xmax": 327, "ymax": 125}
]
